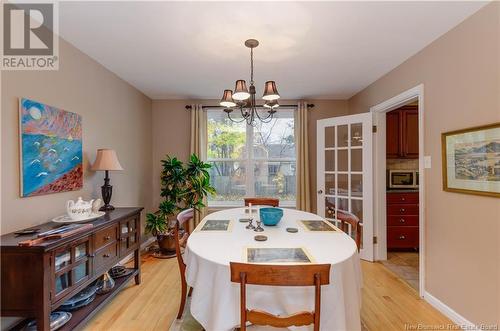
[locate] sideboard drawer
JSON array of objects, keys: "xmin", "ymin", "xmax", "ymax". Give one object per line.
[
  {"xmin": 387, "ymin": 192, "xmax": 419, "ymax": 204},
  {"xmin": 94, "ymin": 243, "xmax": 118, "ymax": 268},
  {"xmin": 387, "ymin": 215, "xmax": 419, "ymax": 227},
  {"xmin": 94, "ymin": 225, "xmax": 118, "ymax": 250},
  {"xmin": 387, "ymin": 204, "xmax": 419, "ymax": 216},
  {"xmin": 387, "ymin": 227, "xmax": 419, "ymax": 248}
]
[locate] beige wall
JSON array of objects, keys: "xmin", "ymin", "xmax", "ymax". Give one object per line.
[
  {"xmin": 151, "ymin": 99, "xmax": 347, "ymax": 211},
  {"xmin": 1, "ymin": 38, "xmax": 153, "ymax": 235},
  {"xmin": 349, "ymin": 2, "xmax": 499, "ymax": 325}
]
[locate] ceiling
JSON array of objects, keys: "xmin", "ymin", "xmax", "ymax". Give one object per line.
[{"xmin": 58, "ymin": 1, "xmax": 487, "ymax": 100}]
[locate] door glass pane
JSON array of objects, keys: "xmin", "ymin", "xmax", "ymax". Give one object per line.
[
  {"xmin": 351, "ymin": 149, "xmax": 362, "ymax": 172},
  {"xmin": 325, "ymin": 174, "xmax": 335, "ymax": 195},
  {"xmin": 55, "ymin": 250, "xmax": 70, "ymax": 271},
  {"xmin": 325, "ymin": 126, "xmax": 335, "ymax": 148},
  {"xmin": 73, "ymin": 262, "xmax": 88, "ymax": 283},
  {"xmin": 338, "ymin": 150, "xmax": 348, "ymax": 172},
  {"xmin": 352, "ymin": 199, "xmax": 363, "ymax": 221},
  {"xmin": 351, "ymin": 123, "xmax": 363, "ymax": 147},
  {"xmin": 325, "ymin": 197, "xmax": 336, "ymax": 219},
  {"xmin": 337, "ymin": 125, "xmax": 348, "ymax": 147},
  {"xmin": 338, "ymin": 174, "xmax": 348, "ymax": 196},
  {"xmin": 338, "ymin": 198, "xmax": 349, "ymax": 213},
  {"xmin": 75, "ymin": 243, "xmax": 87, "ymax": 261},
  {"xmin": 351, "ymin": 174, "xmax": 363, "ymax": 197},
  {"xmin": 325, "ymin": 151, "xmax": 335, "ymax": 171},
  {"xmin": 55, "ymin": 272, "xmax": 70, "ymax": 294}
]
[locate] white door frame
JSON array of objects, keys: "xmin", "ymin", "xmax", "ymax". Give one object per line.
[
  {"xmin": 370, "ymin": 84, "xmax": 425, "ymax": 297},
  {"xmin": 317, "ymin": 113, "xmax": 374, "ymax": 261}
]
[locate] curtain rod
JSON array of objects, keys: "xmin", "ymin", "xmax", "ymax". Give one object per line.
[{"xmin": 185, "ymin": 104, "xmax": 315, "ymax": 110}]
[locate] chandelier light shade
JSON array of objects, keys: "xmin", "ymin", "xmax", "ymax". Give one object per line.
[
  {"xmin": 262, "ymin": 81, "xmax": 280, "ymax": 101},
  {"xmin": 219, "ymin": 39, "xmax": 281, "ymax": 126},
  {"xmin": 220, "ymin": 89, "xmax": 236, "ymax": 108},
  {"xmin": 233, "ymin": 80, "xmax": 250, "ymax": 101}
]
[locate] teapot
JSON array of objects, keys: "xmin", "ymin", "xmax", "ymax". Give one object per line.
[{"xmin": 66, "ymin": 197, "xmax": 94, "ymax": 220}]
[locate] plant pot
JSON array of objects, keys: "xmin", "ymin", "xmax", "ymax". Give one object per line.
[{"xmin": 156, "ymin": 233, "xmax": 176, "ymax": 254}]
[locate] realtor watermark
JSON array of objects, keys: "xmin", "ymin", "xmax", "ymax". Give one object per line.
[
  {"xmin": 404, "ymin": 323, "xmax": 498, "ymax": 330},
  {"xmin": 1, "ymin": 1, "xmax": 59, "ymax": 70}
]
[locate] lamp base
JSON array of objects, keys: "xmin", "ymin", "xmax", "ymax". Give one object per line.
[{"xmin": 99, "ymin": 204, "xmax": 115, "ymax": 212}]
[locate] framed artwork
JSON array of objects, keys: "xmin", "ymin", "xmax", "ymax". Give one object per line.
[
  {"xmin": 244, "ymin": 247, "xmax": 314, "ymax": 264},
  {"xmin": 442, "ymin": 123, "xmax": 500, "ymax": 197},
  {"xmin": 299, "ymin": 220, "xmax": 338, "ymax": 232},
  {"xmin": 198, "ymin": 219, "xmax": 233, "ymax": 232},
  {"xmin": 19, "ymin": 98, "xmax": 83, "ymax": 197}
]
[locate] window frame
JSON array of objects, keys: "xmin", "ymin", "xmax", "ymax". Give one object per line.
[{"xmin": 206, "ymin": 107, "xmax": 297, "ymax": 208}]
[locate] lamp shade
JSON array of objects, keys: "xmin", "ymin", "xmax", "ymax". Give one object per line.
[
  {"xmin": 91, "ymin": 149, "xmax": 123, "ymax": 171},
  {"xmin": 232, "ymin": 80, "xmax": 250, "ymax": 101},
  {"xmin": 220, "ymin": 89, "xmax": 236, "ymax": 108},
  {"xmin": 262, "ymin": 81, "xmax": 280, "ymax": 101}
]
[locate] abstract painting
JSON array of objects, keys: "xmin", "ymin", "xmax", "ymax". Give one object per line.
[
  {"xmin": 245, "ymin": 247, "xmax": 313, "ymax": 264},
  {"xmin": 19, "ymin": 98, "xmax": 83, "ymax": 197},
  {"xmin": 442, "ymin": 123, "xmax": 499, "ymax": 197}
]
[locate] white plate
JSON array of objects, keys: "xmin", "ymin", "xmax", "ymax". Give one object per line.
[{"xmin": 52, "ymin": 211, "xmax": 106, "ymax": 224}]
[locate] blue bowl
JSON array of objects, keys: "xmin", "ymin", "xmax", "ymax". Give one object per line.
[{"xmin": 259, "ymin": 208, "xmax": 284, "ymax": 226}]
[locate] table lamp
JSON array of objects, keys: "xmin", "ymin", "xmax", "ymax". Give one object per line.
[{"xmin": 91, "ymin": 149, "xmax": 123, "ymax": 211}]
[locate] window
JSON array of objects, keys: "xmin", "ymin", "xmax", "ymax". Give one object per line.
[{"xmin": 207, "ymin": 108, "xmax": 296, "ymax": 207}]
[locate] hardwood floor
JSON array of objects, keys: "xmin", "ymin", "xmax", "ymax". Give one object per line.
[{"xmin": 84, "ymin": 254, "xmax": 453, "ymax": 331}]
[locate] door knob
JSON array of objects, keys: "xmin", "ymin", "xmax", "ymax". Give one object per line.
[{"xmin": 317, "ymin": 190, "xmax": 323, "ymax": 194}]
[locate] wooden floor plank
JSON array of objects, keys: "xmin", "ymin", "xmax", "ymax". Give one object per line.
[{"xmin": 83, "ymin": 255, "xmax": 453, "ymax": 331}]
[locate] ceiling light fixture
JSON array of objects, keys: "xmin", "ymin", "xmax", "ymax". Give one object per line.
[{"xmin": 219, "ymin": 39, "xmax": 280, "ymax": 126}]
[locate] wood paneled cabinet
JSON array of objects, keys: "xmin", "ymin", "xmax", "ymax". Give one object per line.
[
  {"xmin": 386, "ymin": 105, "xmax": 419, "ymax": 159},
  {"xmin": 1, "ymin": 208, "xmax": 143, "ymax": 331},
  {"xmin": 387, "ymin": 192, "xmax": 419, "ymax": 250}
]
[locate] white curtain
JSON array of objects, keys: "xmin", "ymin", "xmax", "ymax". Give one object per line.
[
  {"xmin": 295, "ymin": 101, "xmax": 311, "ymax": 212},
  {"xmin": 190, "ymin": 104, "xmax": 207, "ymax": 227}
]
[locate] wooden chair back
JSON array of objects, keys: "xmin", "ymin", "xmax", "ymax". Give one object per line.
[
  {"xmin": 336, "ymin": 209, "xmax": 362, "ymax": 252},
  {"xmin": 173, "ymin": 208, "xmax": 194, "ymax": 319},
  {"xmin": 230, "ymin": 262, "xmax": 331, "ymax": 331},
  {"xmin": 244, "ymin": 197, "xmax": 279, "ymax": 207}
]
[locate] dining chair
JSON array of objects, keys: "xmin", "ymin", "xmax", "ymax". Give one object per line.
[
  {"xmin": 336, "ymin": 209, "xmax": 363, "ymax": 252},
  {"xmin": 244, "ymin": 197, "xmax": 279, "ymax": 207},
  {"xmin": 230, "ymin": 262, "xmax": 331, "ymax": 331},
  {"xmin": 174, "ymin": 208, "xmax": 194, "ymax": 319}
]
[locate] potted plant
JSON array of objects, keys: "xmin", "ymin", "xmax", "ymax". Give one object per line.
[{"xmin": 146, "ymin": 154, "xmax": 215, "ymax": 255}]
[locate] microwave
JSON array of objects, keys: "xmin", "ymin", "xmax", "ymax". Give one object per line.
[{"xmin": 388, "ymin": 170, "xmax": 419, "ymax": 189}]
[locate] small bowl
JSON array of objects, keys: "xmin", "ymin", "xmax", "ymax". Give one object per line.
[{"xmin": 259, "ymin": 208, "xmax": 283, "ymax": 226}]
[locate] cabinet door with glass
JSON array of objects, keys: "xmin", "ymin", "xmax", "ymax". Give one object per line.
[
  {"xmin": 52, "ymin": 236, "xmax": 92, "ymax": 302},
  {"xmin": 119, "ymin": 216, "xmax": 139, "ymax": 256}
]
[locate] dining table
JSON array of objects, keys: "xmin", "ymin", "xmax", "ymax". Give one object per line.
[{"xmin": 184, "ymin": 207, "xmax": 362, "ymax": 331}]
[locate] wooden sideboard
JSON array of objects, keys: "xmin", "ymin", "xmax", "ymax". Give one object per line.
[
  {"xmin": 386, "ymin": 192, "xmax": 419, "ymax": 250},
  {"xmin": 1, "ymin": 207, "xmax": 143, "ymax": 331}
]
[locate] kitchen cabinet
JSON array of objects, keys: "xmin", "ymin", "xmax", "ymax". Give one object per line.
[
  {"xmin": 386, "ymin": 105, "xmax": 419, "ymax": 159},
  {"xmin": 387, "ymin": 192, "xmax": 419, "ymax": 250}
]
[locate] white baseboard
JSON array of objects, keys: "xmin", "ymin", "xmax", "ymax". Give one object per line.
[{"xmin": 424, "ymin": 291, "xmax": 479, "ymax": 330}]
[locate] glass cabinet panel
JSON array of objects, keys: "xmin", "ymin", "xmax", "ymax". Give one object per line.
[
  {"xmin": 73, "ymin": 262, "xmax": 88, "ymax": 284},
  {"xmin": 55, "ymin": 250, "xmax": 70, "ymax": 271},
  {"xmin": 75, "ymin": 242, "xmax": 87, "ymax": 261},
  {"xmin": 121, "ymin": 222, "xmax": 129, "ymax": 235},
  {"xmin": 55, "ymin": 272, "xmax": 70, "ymax": 294}
]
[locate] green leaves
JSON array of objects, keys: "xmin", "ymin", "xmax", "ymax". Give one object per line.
[{"xmin": 145, "ymin": 153, "xmax": 216, "ymax": 235}]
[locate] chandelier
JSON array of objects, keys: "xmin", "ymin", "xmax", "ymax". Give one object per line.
[{"xmin": 219, "ymin": 39, "xmax": 280, "ymax": 126}]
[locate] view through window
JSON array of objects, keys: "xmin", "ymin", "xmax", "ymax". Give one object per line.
[{"xmin": 207, "ymin": 108, "xmax": 296, "ymax": 207}]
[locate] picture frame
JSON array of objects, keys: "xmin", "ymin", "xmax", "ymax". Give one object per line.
[{"xmin": 441, "ymin": 123, "xmax": 500, "ymax": 198}]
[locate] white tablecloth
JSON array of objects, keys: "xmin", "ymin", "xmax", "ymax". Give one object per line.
[{"xmin": 185, "ymin": 208, "xmax": 362, "ymax": 331}]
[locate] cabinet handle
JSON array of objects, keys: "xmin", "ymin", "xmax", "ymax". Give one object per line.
[
  {"xmin": 317, "ymin": 190, "xmax": 323, "ymax": 194},
  {"xmin": 400, "ymin": 208, "xmax": 405, "ymax": 213},
  {"xmin": 399, "ymin": 218, "xmax": 405, "ymax": 223},
  {"xmin": 104, "ymin": 236, "xmax": 111, "ymax": 241},
  {"xmin": 103, "ymin": 253, "xmax": 111, "ymax": 258},
  {"xmin": 401, "ymin": 197, "xmax": 405, "ymax": 201},
  {"xmin": 121, "ymin": 237, "xmax": 126, "ymax": 242},
  {"xmin": 398, "ymin": 235, "xmax": 406, "ymax": 240},
  {"xmin": 87, "ymin": 254, "xmax": 95, "ymax": 258}
]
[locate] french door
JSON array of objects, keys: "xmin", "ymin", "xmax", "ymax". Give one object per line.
[{"xmin": 317, "ymin": 113, "xmax": 373, "ymax": 261}]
